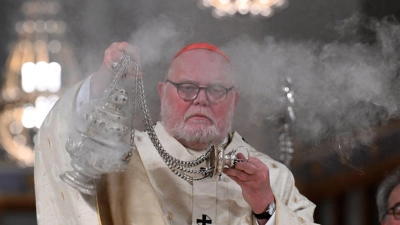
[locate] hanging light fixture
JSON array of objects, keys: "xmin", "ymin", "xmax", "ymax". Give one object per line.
[
  {"xmin": 0, "ymin": 0, "xmax": 81, "ymax": 166},
  {"xmin": 198, "ymin": 0, "xmax": 288, "ymax": 18}
]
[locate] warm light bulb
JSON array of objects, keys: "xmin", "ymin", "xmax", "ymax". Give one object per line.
[
  {"xmin": 21, "ymin": 62, "xmax": 62, "ymax": 93},
  {"xmin": 47, "ymin": 62, "xmax": 62, "ymax": 93},
  {"xmin": 23, "ymin": 20, "xmax": 35, "ymax": 33},
  {"xmin": 21, "ymin": 62, "xmax": 36, "ymax": 93},
  {"xmin": 35, "ymin": 61, "xmax": 49, "ymax": 92},
  {"xmin": 219, "ymin": 0, "xmax": 230, "ymax": 4},
  {"xmin": 237, "ymin": 4, "xmax": 249, "ymax": 14},
  {"xmin": 203, "ymin": 0, "xmax": 284, "ymax": 18},
  {"xmin": 261, "ymin": 7, "xmax": 272, "ymax": 17},
  {"xmin": 48, "ymin": 40, "xmax": 62, "ymax": 53},
  {"xmin": 227, "ymin": 3, "xmax": 237, "ymax": 14},
  {"xmin": 34, "ymin": 96, "xmax": 52, "ymax": 128},
  {"xmin": 9, "ymin": 121, "xmax": 24, "ymax": 135},
  {"xmin": 34, "ymin": 20, "xmax": 46, "ymax": 33},
  {"xmin": 21, "ymin": 105, "xmax": 36, "ymax": 129},
  {"xmin": 250, "ymin": 4, "xmax": 261, "ymax": 14},
  {"xmin": 15, "ymin": 22, "xmax": 24, "ymax": 34},
  {"xmin": 212, "ymin": 8, "xmax": 227, "ymax": 18}
]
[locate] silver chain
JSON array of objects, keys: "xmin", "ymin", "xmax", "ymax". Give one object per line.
[{"xmin": 121, "ymin": 53, "xmax": 215, "ymax": 182}]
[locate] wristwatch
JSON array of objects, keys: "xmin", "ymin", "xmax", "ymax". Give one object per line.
[{"xmin": 253, "ymin": 201, "xmax": 276, "ymax": 220}]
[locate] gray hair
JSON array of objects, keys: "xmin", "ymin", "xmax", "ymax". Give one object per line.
[{"xmin": 377, "ymin": 167, "xmax": 400, "ymax": 221}]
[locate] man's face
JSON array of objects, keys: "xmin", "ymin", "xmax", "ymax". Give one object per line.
[
  {"xmin": 158, "ymin": 49, "xmax": 238, "ymax": 149},
  {"xmin": 383, "ymin": 184, "xmax": 400, "ymax": 225}
]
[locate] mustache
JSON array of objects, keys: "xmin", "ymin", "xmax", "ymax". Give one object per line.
[{"xmin": 184, "ymin": 108, "xmax": 215, "ymax": 123}]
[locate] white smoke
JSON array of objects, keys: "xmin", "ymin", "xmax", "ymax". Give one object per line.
[
  {"xmin": 223, "ymin": 19, "xmax": 400, "ymax": 157},
  {"xmin": 129, "ymin": 14, "xmax": 190, "ymax": 66},
  {"xmin": 68, "ymin": 4, "xmax": 400, "ymax": 160}
]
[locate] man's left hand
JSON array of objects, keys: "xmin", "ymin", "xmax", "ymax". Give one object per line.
[{"xmin": 223, "ymin": 153, "xmax": 275, "ymax": 214}]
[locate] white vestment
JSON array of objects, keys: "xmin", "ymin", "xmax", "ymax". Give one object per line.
[{"xmin": 35, "ymin": 81, "xmax": 318, "ymax": 225}]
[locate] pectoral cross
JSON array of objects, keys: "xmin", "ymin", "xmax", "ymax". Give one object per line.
[{"xmin": 197, "ymin": 214, "xmax": 212, "ymax": 225}]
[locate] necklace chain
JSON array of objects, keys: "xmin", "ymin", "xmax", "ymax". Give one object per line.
[{"xmin": 117, "ymin": 53, "xmax": 215, "ymax": 182}]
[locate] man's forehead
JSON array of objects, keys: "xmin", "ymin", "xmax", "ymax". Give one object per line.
[
  {"xmin": 168, "ymin": 49, "xmax": 232, "ymax": 85},
  {"xmin": 170, "ymin": 50, "xmax": 231, "ymax": 75}
]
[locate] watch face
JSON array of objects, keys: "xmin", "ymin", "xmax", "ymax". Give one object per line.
[{"xmin": 267, "ymin": 202, "xmax": 276, "ymax": 215}]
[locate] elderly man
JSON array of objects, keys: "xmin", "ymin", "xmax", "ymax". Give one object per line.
[
  {"xmin": 377, "ymin": 168, "xmax": 400, "ymax": 225},
  {"xmin": 34, "ymin": 42, "xmax": 317, "ymax": 225}
]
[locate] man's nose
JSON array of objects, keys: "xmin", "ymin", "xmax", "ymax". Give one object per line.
[{"xmin": 193, "ymin": 89, "xmax": 209, "ymax": 106}]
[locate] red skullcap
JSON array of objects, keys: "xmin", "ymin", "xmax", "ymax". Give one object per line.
[{"xmin": 172, "ymin": 42, "xmax": 230, "ymax": 62}]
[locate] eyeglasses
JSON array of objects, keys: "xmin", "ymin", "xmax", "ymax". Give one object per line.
[
  {"xmin": 166, "ymin": 79, "xmax": 233, "ymax": 103},
  {"xmin": 387, "ymin": 202, "xmax": 400, "ymax": 220}
]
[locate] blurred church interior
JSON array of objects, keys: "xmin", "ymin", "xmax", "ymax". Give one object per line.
[{"xmin": 0, "ymin": 0, "xmax": 399, "ymax": 224}]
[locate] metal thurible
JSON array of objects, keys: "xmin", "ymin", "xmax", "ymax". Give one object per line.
[
  {"xmin": 60, "ymin": 53, "xmax": 136, "ymax": 195},
  {"xmin": 210, "ymin": 143, "xmax": 248, "ymax": 178}
]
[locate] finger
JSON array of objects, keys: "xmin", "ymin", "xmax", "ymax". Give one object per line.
[
  {"xmin": 225, "ymin": 173, "xmax": 246, "ymax": 186},
  {"xmin": 103, "ymin": 55, "xmax": 122, "ymax": 71},
  {"xmin": 109, "ymin": 50, "xmax": 123, "ymax": 63},
  {"xmin": 236, "ymin": 153, "xmax": 247, "ymax": 160},
  {"xmin": 248, "ymin": 155, "xmax": 264, "ymax": 163},
  {"xmin": 223, "ymin": 167, "xmax": 241, "ymax": 178},
  {"xmin": 103, "ymin": 46, "xmax": 123, "ymax": 70},
  {"xmin": 248, "ymin": 157, "xmax": 267, "ymax": 168},
  {"xmin": 223, "ymin": 168, "xmax": 252, "ymax": 182},
  {"xmin": 108, "ymin": 42, "xmax": 124, "ymax": 61},
  {"xmin": 234, "ymin": 160, "xmax": 258, "ymax": 175},
  {"xmin": 116, "ymin": 42, "xmax": 140, "ymax": 62}
]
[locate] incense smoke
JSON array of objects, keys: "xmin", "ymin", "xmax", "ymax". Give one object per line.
[
  {"xmin": 69, "ymin": 2, "xmax": 400, "ymax": 160},
  {"xmin": 223, "ymin": 18, "xmax": 400, "ymax": 158},
  {"xmin": 125, "ymin": 16, "xmax": 400, "ymax": 160}
]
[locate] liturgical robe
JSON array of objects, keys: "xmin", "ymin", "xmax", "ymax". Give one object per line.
[{"xmin": 34, "ymin": 81, "xmax": 318, "ymax": 225}]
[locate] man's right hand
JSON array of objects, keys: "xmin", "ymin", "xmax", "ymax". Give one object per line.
[{"xmin": 90, "ymin": 42, "xmax": 141, "ymax": 98}]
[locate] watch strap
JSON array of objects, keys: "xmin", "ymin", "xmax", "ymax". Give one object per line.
[{"xmin": 253, "ymin": 201, "xmax": 276, "ymax": 220}]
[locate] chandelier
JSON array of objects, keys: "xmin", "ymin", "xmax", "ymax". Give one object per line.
[
  {"xmin": 198, "ymin": 0, "xmax": 288, "ymax": 18},
  {"xmin": 0, "ymin": 0, "xmax": 81, "ymax": 166}
]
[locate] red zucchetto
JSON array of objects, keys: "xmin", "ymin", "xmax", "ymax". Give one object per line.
[{"xmin": 172, "ymin": 42, "xmax": 229, "ymax": 62}]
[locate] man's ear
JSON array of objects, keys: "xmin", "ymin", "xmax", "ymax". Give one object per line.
[
  {"xmin": 233, "ymin": 90, "xmax": 239, "ymax": 109},
  {"xmin": 158, "ymin": 82, "xmax": 165, "ymax": 101}
]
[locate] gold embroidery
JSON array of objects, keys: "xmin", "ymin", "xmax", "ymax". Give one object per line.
[
  {"xmin": 245, "ymin": 215, "xmax": 250, "ymax": 224},
  {"xmin": 95, "ymin": 195, "xmax": 103, "ymax": 225},
  {"xmin": 47, "ymin": 138, "xmax": 52, "ymax": 147}
]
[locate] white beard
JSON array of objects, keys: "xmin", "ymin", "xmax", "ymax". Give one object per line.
[{"xmin": 160, "ymin": 94, "xmax": 234, "ymax": 146}]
